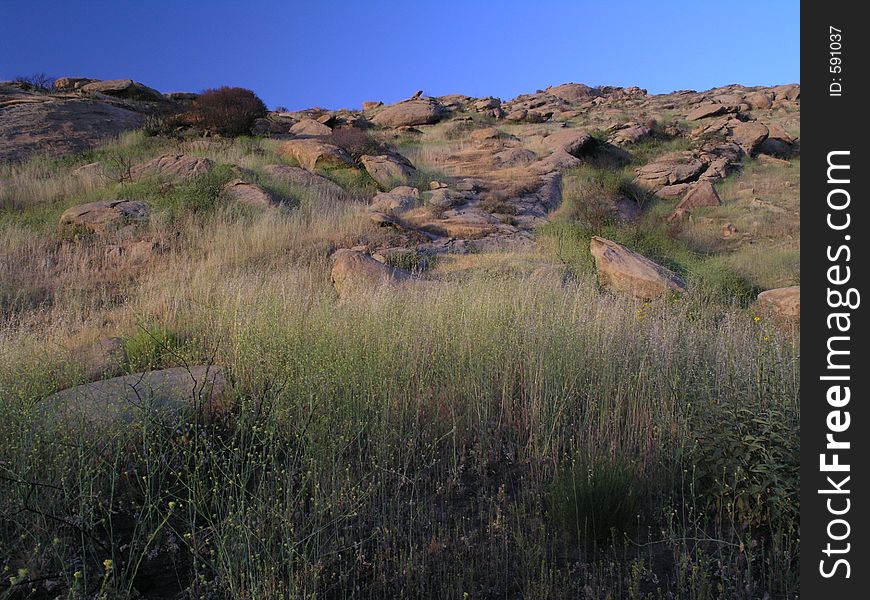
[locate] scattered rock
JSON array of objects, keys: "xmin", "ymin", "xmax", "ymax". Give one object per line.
[
  {"xmin": 60, "ymin": 200, "xmax": 149, "ymax": 234},
  {"xmin": 360, "ymin": 154, "xmax": 417, "ymax": 189},
  {"xmin": 546, "ymin": 83, "xmax": 601, "ymax": 103},
  {"xmin": 331, "ymin": 249, "xmax": 415, "ymax": 297},
  {"xmin": 590, "ymin": 236, "xmax": 687, "ymax": 299},
  {"xmin": 687, "ymin": 103, "xmax": 730, "ymax": 120},
  {"xmin": 677, "ymin": 181, "xmax": 721, "ymax": 210},
  {"xmin": 755, "ymin": 286, "xmax": 800, "ymax": 321},
  {"xmin": 731, "ymin": 121, "xmax": 769, "ymax": 154},
  {"xmin": 222, "ymin": 179, "xmax": 277, "ymax": 207},
  {"xmin": 541, "ymin": 128, "xmax": 593, "ymax": 157},
  {"xmin": 278, "ymin": 139, "xmax": 355, "ymax": 171},
  {"xmin": 609, "ymin": 122, "xmax": 651, "ymax": 145},
  {"xmin": 371, "ymin": 98, "xmax": 444, "ymax": 127},
  {"xmin": 289, "ymin": 118, "xmax": 332, "ymax": 137},
  {"xmin": 370, "ymin": 186, "xmax": 419, "ymax": 214}
]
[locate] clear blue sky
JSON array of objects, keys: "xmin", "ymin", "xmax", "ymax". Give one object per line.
[{"xmin": 1, "ymin": 0, "xmax": 799, "ymax": 111}]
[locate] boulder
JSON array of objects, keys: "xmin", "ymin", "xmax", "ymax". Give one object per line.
[
  {"xmin": 260, "ymin": 164, "xmax": 347, "ymax": 198},
  {"xmin": 222, "ymin": 179, "xmax": 277, "ymax": 207},
  {"xmin": 755, "ymin": 286, "xmax": 800, "ymax": 321},
  {"xmin": 289, "ymin": 118, "xmax": 332, "ymax": 137},
  {"xmin": 130, "ymin": 154, "xmax": 214, "ymax": 181},
  {"xmin": 48, "ymin": 366, "xmax": 226, "ymax": 426},
  {"xmin": 370, "ymin": 186, "xmax": 419, "ymax": 214},
  {"xmin": 370, "ymin": 99, "xmax": 444, "ymax": 127},
  {"xmin": 331, "ymin": 249, "xmax": 415, "ymax": 297},
  {"xmin": 362, "ymin": 101, "xmax": 383, "ymax": 111},
  {"xmin": 676, "ymin": 181, "xmax": 721, "ymax": 210},
  {"xmin": 60, "ymin": 200, "xmax": 149, "ymax": 234},
  {"xmin": 590, "ymin": 236, "xmax": 686, "ymax": 299},
  {"xmin": 609, "ymin": 123, "xmax": 651, "ymax": 145},
  {"xmin": 360, "ymin": 154, "xmax": 417, "ymax": 188},
  {"xmin": 731, "ymin": 121, "xmax": 769, "ymax": 154},
  {"xmin": 79, "ymin": 79, "xmax": 165, "ymax": 102},
  {"xmin": 278, "ymin": 139, "xmax": 354, "ymax": 171},
  {"xmin": 744, "ymin": 91, "xmax": 773, "ymax": 110},
  {"xmin": 547, "ymin": 83, "xmax": 601, "ymax": 103},
  {"xmin": 541, "ymin": 128, "xmax": 593, "ymax": 157}
]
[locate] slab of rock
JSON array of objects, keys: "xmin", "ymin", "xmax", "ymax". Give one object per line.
[
  {"xmin": 260, "ymin": 164, "xmax": 347, "ymax": 197},
  {"xmin": 590, "ymin": 236, "xmax": 687, "ymax": 299},
  {"xmin": 635, "ymin": 154, "xmax": 706, "ymax": 189},
  {"xmin": 278, "ymin": 139, "xmax": 354, "ymax": 171},
  {"xmin": 48, "ymin": 366, "xmax": 226, "ymax": 426},
  {"xmin": 222, "ymin": 179, "xmax": 277, "ymax": 207},
  {"xmin": 79, "ymin": 79, "xmax": 165, "ymax": 102},
  {"xmin": 331, "ymin": 249, "xmax": 415, "ymax": 297},
  {"xmin": 360, "ymin": 154, "xmax": 416, "ymax": 189},
  {"xmin": 60, "ymin": 200, "xmax": 149, "ymax": 234},
  {"xmin": 755, "ymin": 286, "xmax": 800, "ymax": 321},
  {"xmin": 687, "ymin": 103, "xmax": 730, "ymax": 120},
  {"xmin": 370, "ymin": 98, "xmax": 444, "ymax": 127},
  {"xmin": 0, "ymin": 89, "xmax": 145, "ymax": 162},
  {"xmin": 130, "ymin": 154, "xmax": 214, "ymax": 181},
  {"xmin": 289, "ymin": 118, "xmax": 332, "ymax": 137}
]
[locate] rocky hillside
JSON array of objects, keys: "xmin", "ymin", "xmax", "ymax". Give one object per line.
[{"xmin": 0, "ymin": 76, "xmax": 800, "ymax": 599}]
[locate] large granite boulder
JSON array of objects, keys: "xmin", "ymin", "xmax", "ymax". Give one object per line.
[{"xmin": 590, "ymin": 236, "xmax": 687, "ymax": 299}]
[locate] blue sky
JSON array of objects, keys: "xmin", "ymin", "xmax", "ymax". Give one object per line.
[{"xmin": 1, "ymin": 0, "xmax": 799, "ymax": 110}]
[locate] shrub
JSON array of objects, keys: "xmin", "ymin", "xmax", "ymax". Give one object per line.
[
  {"xmin": 189, "ymin": 86, "xmax": 267, "ymax": 137},
  {"xmin": 124, "ymin": 326, "xmax": 180, "ymax": 371},
  {"xmin": 322, "ymin": 126, "xmax": 385, "ymax": 158},
  {"xmin": 14, "ymin": 72, "xmax": 55, "ymax": 92}
]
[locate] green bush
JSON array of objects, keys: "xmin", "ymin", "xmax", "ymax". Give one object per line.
[{"xmin": 123, "ymin": 326, "xmax": 180, "ymax": 371}]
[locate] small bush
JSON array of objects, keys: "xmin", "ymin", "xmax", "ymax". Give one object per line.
[
  {"xmin": 124, "ymin": 326, "xmax": 180, "ymax": 371},
  {"xmin": 189, "ymin": 87, "xmax": 268, "ymax": 137},
  {"xmin": 322, "ymin": 127, "xmax": 385, "ymax": 158},
  {"xmin": 14, "ymin": 72, "xmax": 55, "ymax": 92}
]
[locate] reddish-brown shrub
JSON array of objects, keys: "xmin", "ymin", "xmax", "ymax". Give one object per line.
[
  {"xmin": 189, "ymin": 86, "xmax": 267, "ymax": 136},
  {"xmin": 322, "ymin": 126, "xmax": 385, "ymax": 158}
]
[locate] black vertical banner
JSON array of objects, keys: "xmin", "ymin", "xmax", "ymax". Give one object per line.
[{"xmin": 802, "ymin": 2, "xmax": 869, "ymax": 597}]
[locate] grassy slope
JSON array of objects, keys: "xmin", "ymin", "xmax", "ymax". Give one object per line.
[{"xmin": 0, "ymin": 123, "xmax": 799, "ymax": 598}]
